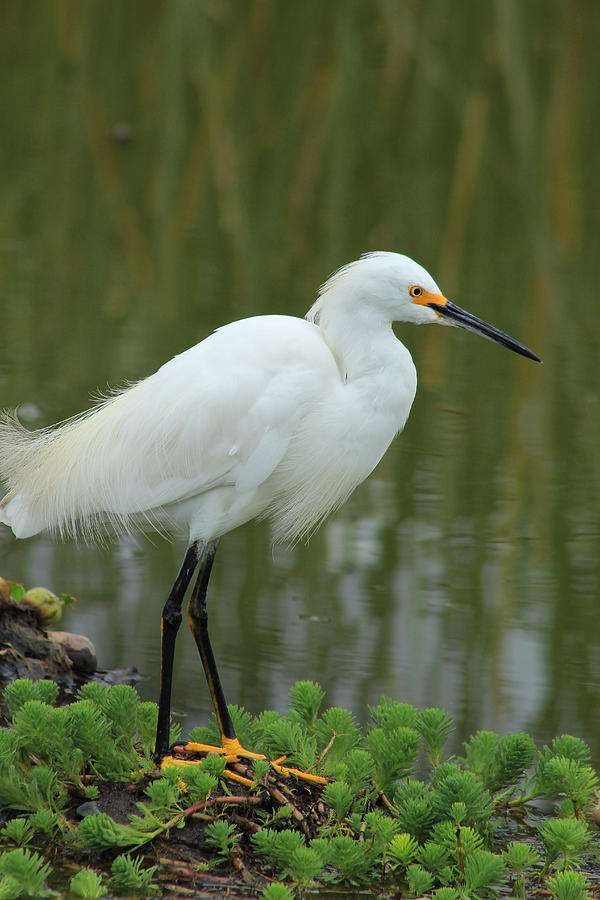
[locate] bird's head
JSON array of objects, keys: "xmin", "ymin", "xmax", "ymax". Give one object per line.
[{"xmin": 309, "ymin": 251, "xmax": 540, "ymax": 362}]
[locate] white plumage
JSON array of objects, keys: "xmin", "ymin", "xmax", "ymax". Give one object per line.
[{"xmin": 0, "ymin": 251, "xmax": 538, "ymax": 547}]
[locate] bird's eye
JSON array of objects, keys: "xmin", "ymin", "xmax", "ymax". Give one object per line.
[{"xmin": 409, "ymin": 286, "xmax": 423, "ymax": 298}]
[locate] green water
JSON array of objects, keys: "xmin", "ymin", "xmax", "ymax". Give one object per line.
[{"xmin": 1, "ymin": 2, "xmax": 599, "ymax": 762}]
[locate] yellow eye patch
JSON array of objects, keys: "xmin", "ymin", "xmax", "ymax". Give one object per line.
[{"xmin": 409, "ymin": 285, "xmax": 448, "ymax": 306}]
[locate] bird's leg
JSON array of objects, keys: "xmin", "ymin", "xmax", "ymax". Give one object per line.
[
  {"xmin": 154, "ymin": 542, "xmax": 201, "ymax": 761},
  {"xmin": 186, "ymin": 538, "xmax": 240, "ymax": 748},
  {"xmin": 163, "ymin": 537, "xmax": 327, "ymax": 786}
]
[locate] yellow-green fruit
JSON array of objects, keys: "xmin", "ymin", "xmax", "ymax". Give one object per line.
[{"xmin": 21, "ymin": 587, "xmax": 63, "ymax": 626}]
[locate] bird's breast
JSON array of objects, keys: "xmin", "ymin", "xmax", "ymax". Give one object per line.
[{"xmin": 264, "ymin": 350, "xmax": 417, "ymax": 543}]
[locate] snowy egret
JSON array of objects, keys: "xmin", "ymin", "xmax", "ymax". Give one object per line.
[{"xmin": 0, "ymin": 252, "xmax": 540, "ymax": 779}]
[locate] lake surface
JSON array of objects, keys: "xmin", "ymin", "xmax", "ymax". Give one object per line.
[{"xmin": 1, "ymin": 2, "xmax": 600, "ymax": 764}]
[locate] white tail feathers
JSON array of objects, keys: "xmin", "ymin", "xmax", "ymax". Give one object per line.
[
  {"xmin": 0, "ymin": 387, "xmax": 178, "ymax": 542},
  {"xmin": 0, "ymin": 404, "xmax": 118, "ymax": 539}
]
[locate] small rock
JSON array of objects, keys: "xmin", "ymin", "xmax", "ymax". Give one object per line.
[
  {"xmin": 76, "ymin": 801, "xmax": 101, "ymax": 818},
  {"xmin": 47, "ymin": 631, "xmax": 97, "ymax": 675}
]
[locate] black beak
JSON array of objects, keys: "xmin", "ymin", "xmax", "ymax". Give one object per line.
[{"xmin": 429, "ymin": 300, "xmax": 541, "ymax": 362}]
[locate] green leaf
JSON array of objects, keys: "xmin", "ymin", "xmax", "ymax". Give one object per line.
[
  {"xmin": 417, "ymin": 840, "xmax": 452, "ymax": 874},
  {"xmin": 337, "ymin": 749, "xmax": 374, "ymax": 793},
  {"xmin": 364, "ymin": 809, "xmax": 400, "ymax": 854},
  {"xmin": 431, "ymin": 763, "xmax": 495, "ymax": 830},
  {"xmin": 6, "ymin": 582, "xmax": 25, "ymax": 603},
  {"xmin": 205, "ymin": 820, "xmax": 238, "ymax": 860},
  {"xmin": 75, "ymin": 814, "xmax": 131, "ymax": 851},
  {"xmin": 315, "ymin": 707, "xmax": 360, "ymax": 766},
  {"xmin": 261, "ymin": 885, "xmax": 294, "ymax": 900},
  {"xmin": 416, "ymin": 708, "xmax": 454, "ymax": 768},
  {"xmin": 367, "ymin": 726, "xmax": 420, "ymax": 791},
  {"xmin": 4, "ymin": 680, "xmax": 59, "ymax": 717},
  {"xmin": 503, "ymin": 840, "xmax": 540, "ymax": 873},
  {"xmin": 463, "ymin": 849, "xmax": 507, "ymax": 893},
  {"xmin": 322, "ymin": 781, "xmax": 353, "ymax": 822},
  {"xmin": 283, "ymin": 846, "xmax": 323, "ymax": 886},
  {"xmin": 311, "ymin": 834, "xmax": 375, "ymax": 883},
  {"xmin": 0, "ymin": 819, "xmax": 33, "ymax": 848},
  {"xmin": 180, "ymin": 767, "xmax": 217, "ymax": 805},
  {"xmin": 539, "ymin": 818, "xmax": 593, "ymax": 870},
  {"xmin": 393, "ymin": 780, "xmax": 436, "ymax": 843},
  {"xmin": 547, "ymin": 869, "xmax": 591, "ymax": 900},
  {"xmin": 69, "ymin": 868, "xmax": 106, "ymax": 900},
  {"xmin": 407, "ymin": 862, "xmax": 434, "ymax": 896},
  {"xmin": 387, "ymin": 832, "xmax": 418, "ymax": 871},
  {"xmin": 0, "ymin": 848, "xmax": 51, "ymax": 896},
  {"xmin": 288, "ymin": 681, "xmax": 325, "ymax": 728},
  {"xmin": 109, "ymin": 853, "xmax": 157, "ymax": 894},
  {"xmin": 369, "ymin": 698, "xmax": 418, "ymax": 731}
]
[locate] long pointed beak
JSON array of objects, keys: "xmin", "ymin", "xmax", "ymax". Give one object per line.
[{"xmin": 429, "ymin": 300, "xmax": 541, "ymax": 362}]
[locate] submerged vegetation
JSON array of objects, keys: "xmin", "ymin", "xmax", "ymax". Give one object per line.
[{"xmin": 0, "ymin": 678, "xmax": 599, "ymax": 898}]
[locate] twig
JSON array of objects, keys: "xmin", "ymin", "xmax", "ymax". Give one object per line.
[
  {"xmin": 267, "ymin": 783, "xmax": 311, "ymax": 839},
  {"xmin": 379, "ymin": 791, "xmax": 396, "ymax": 814},
  {"xmin": 309, "ymin": 731, "xmax": 337, "ymax": 770},
  {"xmin": 189, "ymin": 811, "xmax": 215, "ymax": 823},
  {"xmin": 456, "ymin": 825, "xmax": 465, "ymax": 877},
  {"xmin": 230, "ymin": 813, "xmax": 262, "ymax": 834},
  {"xmin": 230, "ymin": 847, "xmax": 253, "ymax": 883}
]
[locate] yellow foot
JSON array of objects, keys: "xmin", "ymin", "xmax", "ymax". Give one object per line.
[{"xmin": 161, "ymin": 736, "xmax": 327, "ymax": 786}]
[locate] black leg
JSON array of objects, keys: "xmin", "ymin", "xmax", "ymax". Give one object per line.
[
  {"xmin": 187, "ymin": 538, "xmax": 236, "ymax": 742},
  {"xmin": 159, "ymin": 538, "xmax": 327, "ymax": 785},
  {"xmin": 154, "ymin": 541, "xmax": 201, "ymax": 760}
]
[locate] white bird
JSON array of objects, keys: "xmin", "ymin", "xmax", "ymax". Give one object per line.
[{"xmin": 0, "ymin": 252, "xmax": 539, "ymax": 779}]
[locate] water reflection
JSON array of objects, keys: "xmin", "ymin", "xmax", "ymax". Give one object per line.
[{"xmin": 1, "ymin": 1, "xmax": 600, "ymax": 765}]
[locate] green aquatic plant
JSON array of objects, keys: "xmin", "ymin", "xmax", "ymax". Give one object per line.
[
  {"xmin": 462, "ymin": 850, "xmax": 507, "ymax": 896},
  {"xmin": 502, "ymin": 840, "xmax": 540, "ymax": 898},
  {"xmin": 311, "ymin": 833, "xmax": 377, "ymax": 884},
  {"xmin": 260, "ymin": 884, "xmax": 294, "ymax": 900},
  {"xmin": 431, "ymin": 764, "xmax": 495, "ymax": 832},
  {"xmin": 253, "ymin": 711, "xmax": 317, "ymax": 771},
  {"xmin": 282, "ymin": 846, "xmax": 324, "ymax": 889},
  {"xmin": 406, "ymin": 862, "xmax": 434, "ymax": 897},
  {"xmin": 337, "ymin": 748, "xmax": 374, "ymax": 794},
  {"xmin": 3, "ymin": 679, "xmax": 59, "ymax": 716},
  {"xmin": 546, "ymin": 869, "xmax": 591, "ymax": 900},
  {"xmin": 416, "ymin": 707, "xmax": 455, "ymax": 771},
  {"xmin": 367, "ymin": 725, "xmax": 420, "ymax": 793},
  {"xmin": 108, "ymin": 853, "xmax": 157, "ymax": 896},
  {"xmin": 68, "ymin": 868, "xmax": 106, "ymax": 900},
  {"xmin": 0, "ymin": 819, "xmax": 33, "ymax": 849},
  {"xmin": 288, "ymin": 680, "xmax": 325, "ymax": 730},
  {"xmin": 252, "ymin": 829, "xmax": 323, "ymax": 886},
  {"xmin": 0, "ymin": 678, "xmax": 598, "ymax": 897},
  {"xmin": 0, "ymin": 848, "xmax": 51, "ymax": 899},
  {"xmin": 205, "ymin": 820, "xmax": 239, "ymax": 863},
  {"xmin": 464, "ymin": 730, "xmax": 537, "ymax": 796},
  {"xmin": 393, "ymin": 779, "xmax": 437, "ymax": 842},
  {"xmin": 369, "ymin": 698, "xmax": 418, "ymax": 731},
  {"xmin": 314, "ymin": 706, "xmax": 361, "ymax": 770},
  {"xmin": 322, "ymin": 779, "xmax": 354, "ymax": 823},
  {"xmin": 539, "ymin": 818, "xmax": 594, "ymax": 873},
  {"xmin": 539, "ymin": 757, "xmax": 599, "ymax": 818},
  {"xmin": 386, "ymin": 831, "xmax": 419, "ymax": 873}
]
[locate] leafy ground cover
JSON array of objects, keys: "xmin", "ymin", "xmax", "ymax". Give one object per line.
[{"xmin": 0, "ymin": 677, "xmax": 599, "ymax": 899}]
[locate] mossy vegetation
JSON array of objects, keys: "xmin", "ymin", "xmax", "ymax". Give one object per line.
[{"xmin": 0, "ymin": 679, "xmax": 599, "ymax": 898}]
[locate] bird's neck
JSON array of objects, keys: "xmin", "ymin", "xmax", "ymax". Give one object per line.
[{"xmin": 316, "ymin": 306, "xmax": 405, "ymax": 383}]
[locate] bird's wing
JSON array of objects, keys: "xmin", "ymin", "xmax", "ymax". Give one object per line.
[{"xmin": 0, "ymin": 316, "xmax": 338, "ymax": 539}]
